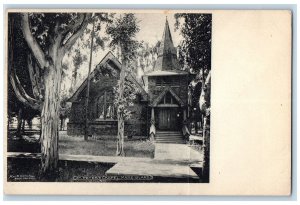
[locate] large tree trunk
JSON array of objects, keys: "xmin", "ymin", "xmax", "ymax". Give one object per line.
[
  {"xmin": 21, "ymin": 119, "xmax": 25, "ymax": 133},
  {"xmin": 60, "ymin": 117, "xmax": 65, "ymax": 131},
  {"xmin": 199, "ymin": 71, "xmax": 211, "ymax": 182},
  {"xmin": 116, "ymin": 111, "xmax": 125, "ymax": 156},
  {"xmin": 39, "ymin": 53, "xmax": 62, "ymax": 180},
  {"xmin": 27, "ymin": 118, "xmax": 33, "ymax": 130},
  {"xmin": 70, "ymin": 67, "xmax": 78, "ymax": 94},
  {"xmin": 84, "ymin": 20, "xmax": 95, "ymax": 141},
  {"xmin": 202, "ymin": 116, "xmax": 210, "ymax": 182},
  {"xmin": 18, "ymin": 12, "xmax": 92, "ymax": 180},
  {"xmin": 116, "ymin": 46, "xmax": 126, "ymax": 156},
  {"xmin": 16, "ymin": 108, "xmax": 23, "ymax": 138},
  {"xmin": 194, "ymin": 120, "xmax": 198, "ymax": 134}
]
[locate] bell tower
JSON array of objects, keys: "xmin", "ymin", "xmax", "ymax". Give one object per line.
[{"xmin": 144, "ymin": 17, "xmax": 189, "ymax": 142}]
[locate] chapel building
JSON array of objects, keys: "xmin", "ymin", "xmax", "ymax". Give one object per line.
[{"xmin": 67, "ymin": 19, "xmax": 190, "ymax": 143}]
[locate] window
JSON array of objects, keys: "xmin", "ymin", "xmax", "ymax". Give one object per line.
[
  {"xmin": 165, "ymin": 92, "xmax": 173, "ymax": 104},
  {"xmin": 96, "ymin": 91, "xmax": 116, "ymax": 120},
  {"xmin": 159, "ymin": 92, "xmax": 176, "ymax": 105},
  {"xmin": 156, "ymin": 76, "xmax": 180, "ymax": 87},
  {"xmin": 156, "ymin": 77, "xmax": 172, "ymax": 86}
]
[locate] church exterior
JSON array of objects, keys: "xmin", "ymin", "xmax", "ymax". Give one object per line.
[
  {"xmin": 67, "ymin": 19, "xmax": 190, "ymax": 141},
  {"xmin": 67, "ymin": 51, "xmax": 149, "ymax": 137}
]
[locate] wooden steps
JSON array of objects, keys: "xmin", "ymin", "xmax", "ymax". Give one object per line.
[{"xmin": 155, "ymin": 131, "xmax": 185, "ymax": 144}]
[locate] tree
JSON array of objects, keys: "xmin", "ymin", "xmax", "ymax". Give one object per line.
[
  {"xmin": 137, "ymin": 41, "xmax": 160, "ymax": 75},
  {"xmin": 84, "ymin": 19, "xmax": 95, "ymax": 141},
  {"xmin": 20, "ymin": 12, "xmax": 93, "ymax": 177},
  {"xmin": 59, "ymin": 94, "xmax": 71, "ymax": 131},
  {"xmin": 199, "ymin": 70, "xmax": 211, "ymax": 182},
  {"xmin": 175, "ymin": 13, "xmax": 211, "ymax": 181},
  {"xmin": 8, "ymin": 12, "xmax": 113, "ymax": 178},
  {"xmin": 106, "ymin": 14, "xmax": 141, "ymax": 156},
  {"xmin": 175, "ymin": 13, "xmax": 211, "ymax": 125},
  {"xmin": 78, "ymin": 14, "xmax": 112, "ymax": 141},
  {"xmin": 70, "ymin": 43, "xmax": 87, "ymax": 93},
  {"xmin": 68, "ymin": 14, "xmax": 111, "ymax": 94},
  {"xmin": 8, "ymin": 15, "xmax": 40, "ymax": 137},
  {"xmin": 175, "ymin": 14, "xmax": 211, "ymax": 74}
]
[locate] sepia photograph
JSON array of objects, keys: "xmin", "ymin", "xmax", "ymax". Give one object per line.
[{"xmin": 6, "ymin": 11, "xmax": 211, "ymax": 183}]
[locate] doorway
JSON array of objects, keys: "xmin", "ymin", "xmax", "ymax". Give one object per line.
[{"xmin": 157, "ymin": 108, "xmax": 181, "ymax": 131}]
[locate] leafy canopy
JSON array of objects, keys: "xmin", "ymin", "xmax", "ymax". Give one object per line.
[
  {"xmin": 106, "ymin": 13, "xmax": 141, "ymax": 119},
  {"xmin": 175, "ymin": 13, "xmax": 212, "ymax": 75},
  {"xmin": 106, "ymin": 13, "xmax": 141, "ymax": 62}
]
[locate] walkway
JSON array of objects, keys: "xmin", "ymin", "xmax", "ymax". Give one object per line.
[
  {"xmin": 154, "ymin": 143, "xmax": 202, "ymax": 163},
  {"xmin": 7, "ymin": 143, "xmax": 203, "ymax": 180},
  {"xmin": 106, "ymin": 143, "xmax": 203, "ymax": 180}
]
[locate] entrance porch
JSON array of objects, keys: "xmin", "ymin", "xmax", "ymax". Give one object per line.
[{"xmin": 149, "ymin": 88, "xmax": 188, "ymax": 143}]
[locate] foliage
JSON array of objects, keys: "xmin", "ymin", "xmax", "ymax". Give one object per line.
[
  {"xmin": 81, "ymin": 13, "xmax": 113, "ymax": 51},
  {"xmin": 106, "ymin": 13, "xmax": 141, "ymax": 156},
  {"xmin": 174, "ymin": 13, "xmax": 212, "ymax": 75},
  {"xmin": 73, "ymin": 47, "xmax": 87, "ymax": 72},
  {"xmin": 9, "ymin": 12, "xmax": 116, "ymax": 175},
  {"xmin": 66, "ymin": 14, "xmax": 113, "ymax": 95},
  {"xmin": 11, "ymin": 12, "xmax": 114, "ymax": 109},
  {"xmin": 112, "ymin": 78, "xmax": 138, "ymax": 120},
  {"xmin": 8, "ymin": 14, "xmax": 40, "ymax": 121},
  {"xmin": 175, "ymin": 13, "xmax": 212, "ymax": 116},
  {"xmin": 68, "ymin": 44, "xmax": 87, "ymax": 93},
  {"xmin": 28, "ymin": 12, "xmax": 110, "ymax": 51},
  {"xmin": 59, "ymin": 94, "xmax": 71, "ymax": 119},
  {"xmin": 106, "ymin": 13, "xmax": 141, "ymax": 62},
  {"xmin": 175, "ymin": 14, "xmax": 211, "ymax": 181},
  {"xmin": 106, "ymin": 14, "xmax": 141, "ymax": 118},
  {"xmin": 137, "ymin": 41, "xmax": 160, "ymax": 73}
]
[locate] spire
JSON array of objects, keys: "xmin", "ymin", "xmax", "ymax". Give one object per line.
[{"xmin": 154, "ymin": 17, "xmax": 180, "ymax": 71}]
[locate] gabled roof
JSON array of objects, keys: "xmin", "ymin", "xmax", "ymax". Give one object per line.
[
  {"xmin": 153, "ymin": 18, "xmax": 181, "ymax": 71},
  {"xmin": 68, "ymin": 51, "xmax": 147, "ymax": 102},
  {"xmin": 151, "ymin": 86, "xmax": 184, "ymax": 107}
]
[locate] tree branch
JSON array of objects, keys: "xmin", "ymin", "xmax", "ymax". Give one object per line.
[
  {"xmin": 10, "ymin": 66, "xmax": 41, "ymax": 111},
  {"xmin": 62, "ymin": 13, "xmax": 92, "ymax": 52},
  {"xmin": 60, "ymin": 13, "xmax": 85, "ymax": 37},
  {"xmin": 21, "ymin": 13, "xmax": 48, "ymax": 69},
  {"xmin": 28, "ymin": 54, "xmax": 43, "ymax": 100}
]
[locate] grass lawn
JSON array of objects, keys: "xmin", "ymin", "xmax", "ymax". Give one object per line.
[{"xmin": 59, "ymin": 133, "xmax": 155, "ymax": 158}]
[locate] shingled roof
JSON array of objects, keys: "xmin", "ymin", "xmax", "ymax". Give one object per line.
[{"xmin": 153, "ymin": 18, "xmax": 181, "ymax": 71}]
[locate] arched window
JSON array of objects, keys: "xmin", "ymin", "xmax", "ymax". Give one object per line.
[
  {"xmin": 96, "ymin": 91, "xmax": 116, "ymax": 120},
  {"xmin": 159, "ymin": 92, "xmax": 177, "ymax": 105}
]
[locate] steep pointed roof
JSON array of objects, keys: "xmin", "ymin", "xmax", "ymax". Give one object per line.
[{"xmin": 153, "ymin": 18, "xmax": 181, "ymax": 71}]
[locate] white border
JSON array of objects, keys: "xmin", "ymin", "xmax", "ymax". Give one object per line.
[{"xmin": 0, "ymin": 1, "xmax": 298, "ymax": 203}]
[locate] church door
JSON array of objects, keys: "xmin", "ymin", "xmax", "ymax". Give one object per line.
[{"xmin": 157, "ymin": 108, "xmax": 180, "ymax": 130}]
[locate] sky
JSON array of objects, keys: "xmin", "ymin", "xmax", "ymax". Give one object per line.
[
  {"xmin": 135, "ymin": 13, "xmax": 182, "ymax": 47},
  {"xmin": 61, "ymin": 13, "xmax": 184, "ymax": 96}
]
